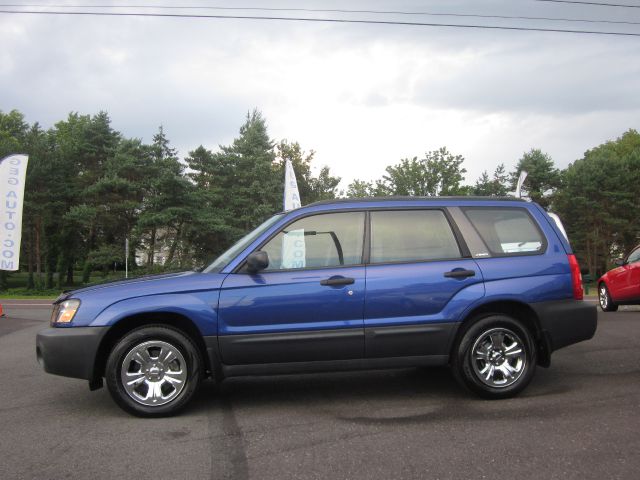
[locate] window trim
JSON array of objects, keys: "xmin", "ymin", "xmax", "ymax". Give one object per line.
[
  {"xmin": 461, "ymin": 206, "xmax": 548, "ymax": 258},
  {"xmin": 234, "ymin": 209, "xmax": 368, "ymax": 274}
]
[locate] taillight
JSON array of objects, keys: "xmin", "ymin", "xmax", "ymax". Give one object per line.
[{"xmin": 567, "ymin": 254, "xmax": 583, "ymax": 300}]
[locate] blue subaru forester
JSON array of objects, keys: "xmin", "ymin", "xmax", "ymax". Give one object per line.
[{"xmin": 37, "ymin": 197, "xmax": 597, "ymax": 416}]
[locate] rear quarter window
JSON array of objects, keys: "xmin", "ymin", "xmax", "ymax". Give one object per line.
[{"xmin": 463, "ymin": 207, "xmax": 546, "ymax": 256}]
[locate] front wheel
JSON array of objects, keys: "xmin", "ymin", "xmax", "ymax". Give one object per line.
[
  {"xmin": 599, "ymin": 283, "xmax": 618, "ymax": 312},
  {"xmin": 105, "ymin": 325, "xmax": 202, "ymax": 417},
  {"xmin": 452, "ymin": 315, "xmax": 537, "ymax": 399}
]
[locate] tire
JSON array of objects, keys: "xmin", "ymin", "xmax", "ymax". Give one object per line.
[
  {"xmin": 598, "ymin": 283, "xmax": 618, "ymax": 312},
  {"xmin": 105, "ymin": 325, "xmax": 202, "ymax": 417},
  {"xmin": 452, "ymin": 315, "xmax": 537, "ymax": 399}
]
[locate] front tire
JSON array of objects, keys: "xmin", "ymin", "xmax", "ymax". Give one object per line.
[
  {"xmin": 599, "ymin": 283, "xmax": 618, "ymax": 312},
  {"xmin": 452, "ymin": 315, "xmax": 537, "ymax": 399},
  {"xmin": 105, "ymin": 325, "xmax": 202, "ymax": 417}
]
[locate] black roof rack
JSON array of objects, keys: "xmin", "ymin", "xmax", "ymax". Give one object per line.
[{"xmin": 306, "ymin": 196, "xmax": 524, "ymax": 207}]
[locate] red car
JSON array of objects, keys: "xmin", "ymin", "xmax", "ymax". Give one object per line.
[{"xmin": 598, "ymin": 245, "xmax": 640, "ymax": 311}]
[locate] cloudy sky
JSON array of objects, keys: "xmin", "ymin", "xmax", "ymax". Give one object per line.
[{"xmin": 1, "ymin": 0, "xmax": 639, "ymax": 187}]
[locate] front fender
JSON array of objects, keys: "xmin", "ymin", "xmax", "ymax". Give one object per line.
[{"xmin": 88, "ymin": 293, "xmax": 219, "ymax": 336}]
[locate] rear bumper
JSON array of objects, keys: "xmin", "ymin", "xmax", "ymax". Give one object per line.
[
  {"xmin": 36, "ymin": 326, "xmax": 108, "ymax": 380},
  {"xmin": 531, "ymin": 299, "xmax": 597, "ymax": 352}
]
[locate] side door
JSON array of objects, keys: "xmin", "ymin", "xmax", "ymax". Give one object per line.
[
  {"xmin": 218, "ymin": 211, "xmax": 366, "ymax": 365},
  {"xmin": 364, "ymin": 209, "xmax": 484, "ymax": 358}
]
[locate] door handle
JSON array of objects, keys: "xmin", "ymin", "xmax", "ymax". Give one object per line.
[
  {"xmin": 444, "ymin": 269, "xmax": 476, "ymax": 279},
  {"xmin": 320, "ymin": 276, "xmax": 355, "ymax": 286}
]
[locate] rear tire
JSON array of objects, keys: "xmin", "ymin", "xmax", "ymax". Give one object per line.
[
  {"xmin": 105, "ymin": 325, "xmax": 202, "ymax": 417},
  {"xmin": 599, "ymin": 283, "xmax": 618, "ymax": 312},
  {"xmin": 452, "ymin": 315, "xmax": 537, "ymax": 399}
]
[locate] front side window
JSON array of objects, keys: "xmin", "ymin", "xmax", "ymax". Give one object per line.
[
  {"xmin": 370, "ymin": 210, "xmax": 461, "ymax": 264},
  {"xmin": 463, "ymin": 207, "xmax": 545, "ymax": 255},
  {"xmin": 260, "ymin": 212, "xmax": 365, "ymax": 271}
]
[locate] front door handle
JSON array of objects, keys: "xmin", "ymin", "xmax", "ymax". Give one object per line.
[
  {"xmin": 320, "ymin": 276, "xmax": 355, "ymax": 286},
  {"xmin": 444, "ymin": 269, "xmax": 476, "ymax": 279}
]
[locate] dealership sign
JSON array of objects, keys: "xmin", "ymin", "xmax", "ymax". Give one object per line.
[{"xmin": 0, "ymin": 155, "xmax": 29, "ymax": 271}]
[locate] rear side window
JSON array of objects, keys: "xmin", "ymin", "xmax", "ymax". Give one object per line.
[
  {"xmin": 370, "ymin": 210, "xmax": 461, "ymax": 263},
  {"xmin": 463, "ymin": 207, "xmax": 545, "ymax": 256}
]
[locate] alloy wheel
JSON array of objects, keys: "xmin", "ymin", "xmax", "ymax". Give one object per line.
[
  {"xmin": 470, "ymin": 327, "xmax": 527, "ymax": 388},
  {"xmin": 120, "ymin": 340, "xmax": 188, "ymax": 407}
]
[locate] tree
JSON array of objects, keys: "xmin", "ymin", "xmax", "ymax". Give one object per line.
[
  {"xmin": 275, "ymin": 140, "xmax": 341, "ymax": 204},
  {"xmin": 0, "ymin": 109, "xmax": 28, "ymax": 157},
  {"xmin": 219, "ymin": 110, "xmax": 281, "ymax": 233},
  {"xmin": 510, "ymin": 149, "xmax": 560, "ymax": 207},
  {"xmin": 555, "ymin": 130, "xmax": 640, "ymax": 276},
  {"xmin": 185, "ymin": 110, "xmax": 281, "ymax": 264},
  {"xmin": 473, "ymin": 164, "xmax": 509, "ymax": 196},
  {"xmin": 346, "ymin": 147, "xmax": 467, "ymax": 198},
  {"xmin": 137, "ymin": 126, "xmax": 194, "ymax": 267},
  {"xmin": 50, "ymin": 112, "xmax": 121, "ymax": 285}
]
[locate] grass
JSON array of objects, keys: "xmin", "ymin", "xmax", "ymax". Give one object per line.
[{"xmin": 0, "ymin": 287, "xmax": 63, "ymax": 300}]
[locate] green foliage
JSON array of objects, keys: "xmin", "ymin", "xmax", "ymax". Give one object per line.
[
  {"xmin": 346, "ymin": 147, "xmax": 467, "ymax": 198},
  {"xmin": 473, "ymin": 164, "xmax": 509, "ymax": 196},
  {"xmin": 554, "ymin": 130, "xmax": 640, "ymax": 276},
  {"xmin": 275, "ymin": 140, "xmax": 341, "ymax": 204},
  {"xmin": 510, "ymin": 149, "xmax": 561, "ymax": 207},
  {"xmin": 1, "ymin": 107, "xmax": 340, "ymax": 289}
]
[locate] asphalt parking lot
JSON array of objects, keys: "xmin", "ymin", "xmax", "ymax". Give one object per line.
[{"xmin": 0, "ymin": 300, "xmax": 638, "ymax": 480}]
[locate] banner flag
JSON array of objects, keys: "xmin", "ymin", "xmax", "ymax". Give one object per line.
[
  {"xmin": 283, "ymin": 159, "xmax": 301, "ymax": 211},
  {"xmin": 515, "ymin": 170, "xmax": 528, "ymax": 198},
  {"xmin": 0, "ymin": 154, "xmax": 29, "ymax": 271},
  {"xmin": 282, "ymin": 159, "xmax": 305, "ymax": 268}
]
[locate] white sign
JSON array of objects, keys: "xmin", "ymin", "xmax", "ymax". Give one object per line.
[
  {"xmin": 0, "ymin": 154, "xmax": 29, "ymax": 271},
  {"xmin": 281, "ymin": 229, "xmax": 306, "ymax": 269},
  {"xmin": 281, "ymin": 159, "xmax": 305, "ymax": 268},
  {"xmin": 283, "ymin": 159, "xmax": 301, "ymax": 211}
]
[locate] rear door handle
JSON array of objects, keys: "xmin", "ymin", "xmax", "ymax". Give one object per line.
[
  {"xmin": 320, "ymin": 276, "xmax": 355, "ymax": 286},
  {"xmin": 444, "ymin": 269, "xmax": 476, "ymax": 279}
]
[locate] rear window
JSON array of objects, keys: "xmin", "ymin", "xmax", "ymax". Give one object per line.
[{"xmin": 463, "ymin": 207, "xmax": 545, "ymax": 256}]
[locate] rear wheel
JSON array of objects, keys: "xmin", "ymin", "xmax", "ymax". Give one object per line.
[
  {"xmin": 599, "ymin": 283, "xmax": 618, "ymax": 312},
  {"xmin": 452, "ymin": 315, "xmax": 537, "ymax": 399},
  {"xmin": 105, "ymin": 325, "xmax": 202, "ymax": 417}
]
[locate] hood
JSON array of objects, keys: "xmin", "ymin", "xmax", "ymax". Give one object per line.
[{"xmin": 58, "ymin": 270, "xmax": 228, "ymax": 305}]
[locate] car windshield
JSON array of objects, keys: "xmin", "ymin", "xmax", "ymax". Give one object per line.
[{"xmin": 202, "ymin": 213, "xmax": 284, "ymax": 273}]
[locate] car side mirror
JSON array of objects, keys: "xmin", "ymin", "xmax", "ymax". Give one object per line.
[
  {"xmin": 246, "ymin": 251, "xmax": 269, "ymax": 273},
  {"xmin": 614, "ymin": 258, "xmax": 626, "ymax": 267}
]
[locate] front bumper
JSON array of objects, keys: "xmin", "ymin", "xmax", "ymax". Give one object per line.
[
  {"xmin": 531, "ymin": 299, "xmax": 597, "ymax": 352},
  {"xmin": 36, "ymin": 326, "xmax": 109, "ymax": 380}
]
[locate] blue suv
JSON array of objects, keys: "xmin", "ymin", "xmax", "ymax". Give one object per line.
[{"xmin": 37, "ymin": 197, "xmax": 597, "ymax": 416}]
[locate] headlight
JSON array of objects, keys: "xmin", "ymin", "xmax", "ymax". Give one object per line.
[{"xmin": 51, "ymin": 299, "xmax": 80, "ymax": 325}]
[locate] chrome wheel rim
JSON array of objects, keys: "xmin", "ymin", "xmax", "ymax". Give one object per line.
[
  {"xmin": 599, "ymin": 285, "xmax": 608, "ymax": 309},
  {"xmin": 120, "ymin": 340, "xmax": 188, "ymax": 407},
  {"xmin": 471, "ymin": 327, "xmax": 526, "ymax": 388}
]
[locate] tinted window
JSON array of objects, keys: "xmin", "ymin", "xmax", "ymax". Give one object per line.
[
  {"xmin": 370, "ymin": 210, "xmax": 461, "ymax": 263},
  {"xmin": 261, "ymin": 212, "xmax": 365, "ymax": 271},
  {"xmin": 464, "ymin": 208, "xmax": 544, "ymax": 255},
  {"xmin": 628, "ymin": 248, "xmax": 640, "ymax": 264}
]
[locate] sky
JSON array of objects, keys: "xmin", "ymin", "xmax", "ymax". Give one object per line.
[{"xmin": 1, "ymin": 0, "xmax": 639, "ymax": 189}]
